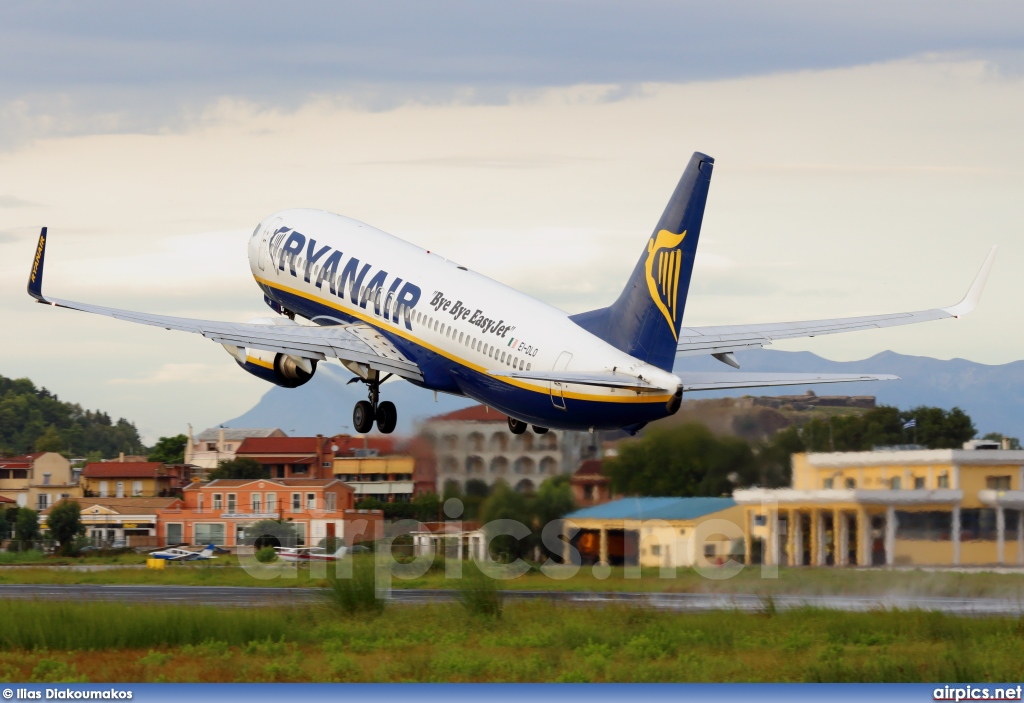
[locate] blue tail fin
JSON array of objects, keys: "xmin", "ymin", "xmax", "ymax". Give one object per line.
[{"xmin": 570, "ymin": 152, "xmax": 713, "ymax": 371}]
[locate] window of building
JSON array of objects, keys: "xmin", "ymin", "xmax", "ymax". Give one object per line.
[
  {"xmin": 583, "ymin": 485, "xmax": 594, "ymax": 500},
  {"xmin": 266, "ymin": 493, "xmax": 276, "ymax": 512},
  {"xmin": 961, "ymin": 509, "xmax": 998, "ymax": 541},
  {"xmin": 844, "ymin": 478, "xmax": 856, "ymax": 489},
  {"xmin": 42, "ymin": 473, "xmax": 51, "ymax": 486},
  {"xmin": 895, "ymin": 510, "xmax": 951, "ymax": 540},
  {"xmin": 890, "ymin": 477, "xmax": 901, "ymax": 490},
  {"xmin": 703, "ymin": 544, "xmax": 716, "ymax": 558},
  {"xmin": 651, "ymin": 544, "xmax": 661, "ymax": 556},
  {"xmin": 132, "ymin": 481, "xmax": 143, "ymax": 496},
  {"xmin": 99, "ymin": 481, "xmax": 109, "ymax": 498},
  {"xmin": 753, "ymin": 514, "xmax": 766, "ymax": 526},
  {"xmin": 227, "ymin": 494, "xmax": 237, "ymax": 512},
  {"xmin": 213, "ymin": 494, "xmax": 223, "ymax": 509},
  {"xmin": 294, "ymin": 522, "xmax": 307, "ymax": 546},
  {"xmin": 166, "ymin": 523, "xmax": 183, "ymax": 545},
  {"xmin": 36, "ymin": 494, "xmax": 49, "ymax": 510},
  {"xmin": 306, "ymin": 493, "xmax": 316, "ymax": 509},
  {"xmin": 252, "ymin": 493, "xmax": 262, "ymax": 512},
  {"xmin": 116, "ymin": 482, "xmax": 125, "ymax": 498},
  {"xmin": 986, "ymin": 476, "xmax": 1012, "ymax": 491},
  {"xmin": 325, "ymin": 493, "xmax": 336, "ymax": 511},
  {"xmin": 823, "ymin": 478, "xmax": 833, "ymax": 489},
  {"xmin": 938, "ymin": 474, "xmax": 949, "ymax": 488},
  {"xmin": 195, "ymin": 523, "xmax": 226, "ymax": 545},
  {"xmin": 914, "ymin": 476, "xmax": 925, "ymax": 490},
  {"xmin": 292, "ymin": 493, "xmax": 301, "ymax": 511},
  {"xmin": 198, "ymin": 494, "xmax": 204, "ymax": 512}
]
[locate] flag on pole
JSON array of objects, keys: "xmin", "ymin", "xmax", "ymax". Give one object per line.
[{"xmin": 903, "ymin": 419, "xmax": 917, "ymax": 429}]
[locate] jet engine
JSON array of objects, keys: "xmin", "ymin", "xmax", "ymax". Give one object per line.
[{"xmin": 221, "ymin": 318, "xmax": 318, "ymax": 388}]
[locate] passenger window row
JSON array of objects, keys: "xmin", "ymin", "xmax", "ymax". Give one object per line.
[{"xmin": 411, "ymin": 310, "xmax": 531, "ymax": 371}]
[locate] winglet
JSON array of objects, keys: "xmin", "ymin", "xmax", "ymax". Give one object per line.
[
  {"xmin": 27, "ymin": 227, "xmax": 48, "ymax": 303},
  {"xmin": 942, "ymin": 245, "xmax": 997, "ymax": 317}
]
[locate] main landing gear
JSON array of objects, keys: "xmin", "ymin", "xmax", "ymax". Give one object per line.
[
  {"xmin": 351, "ymin": 372, "xmax": 397, "ymax": 434},
  {"xmin": 507, "ymin": 417, "xmax": 549, "ymax": 435}
]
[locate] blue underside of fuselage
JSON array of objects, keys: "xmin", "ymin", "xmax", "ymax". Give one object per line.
[{"xmin": 259, "ymin": 282, "xmax": 674, "ymax": 431}]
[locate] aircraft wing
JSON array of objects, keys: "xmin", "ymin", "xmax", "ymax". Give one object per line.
[
  {"xmin": 678, "ymin": 371, "xmax": 898, "ymax": 392},
  {"xmin": 675, "ymin": 246, "xmax": 997, "ymax": 359},
  {"xmin": 26, "ymin": 229, "xmax": 423, "ymax": 382}
]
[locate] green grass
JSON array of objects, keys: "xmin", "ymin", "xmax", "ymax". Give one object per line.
[
  {"xmin": 0, "ymin": 600, "xmax": 305, "ymax": 651},
  {"xmin": 0, "ymin": 600, "xmax": 1023, "ymax": 682},
  {"xmin": 1, "ymin": 555, "xmax": 1023, "ymax": 600}
]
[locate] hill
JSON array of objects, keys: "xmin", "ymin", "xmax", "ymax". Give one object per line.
[
  {"xmin": 223, "ymin": 349, "xmax": 1024, "ymax": 440},
  {"xmin": 0, "ymin": 374, "xmax": 146, "ymax": 458},
  {"xmin": 677, "ymin": 349, "xmax": 1024, "ymax": 440}
]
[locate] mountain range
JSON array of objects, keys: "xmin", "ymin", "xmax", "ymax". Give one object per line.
[{"xmin": 222, "ymin": 349, "xmax": 1024, "ymax": 440}]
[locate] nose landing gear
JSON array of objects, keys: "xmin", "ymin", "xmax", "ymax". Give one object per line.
[{"xmin": 351, "ymin": 371, "xmax": 398, "ymax": 434}]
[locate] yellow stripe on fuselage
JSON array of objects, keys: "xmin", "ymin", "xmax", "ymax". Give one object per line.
[{"xmin": 252, "ymin": 274, "xmax": 673, "ymax": 405}]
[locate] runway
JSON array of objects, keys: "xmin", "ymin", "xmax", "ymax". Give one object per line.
[{"xmin": 0, "ymin": 584, "xmax": 1021, "ymax": 615}]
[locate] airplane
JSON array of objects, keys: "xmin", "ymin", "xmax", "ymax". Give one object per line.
[
  {"xmin": 275, "ymin": 544, "xmax": 348, "ymax": 563},
  {"xmin": 150, "ymin": 543, "xmax": 218, "ymax": 561},
  {"xmin": 26, "ymin": 152, "xmax": 996, "ymax": 436}
]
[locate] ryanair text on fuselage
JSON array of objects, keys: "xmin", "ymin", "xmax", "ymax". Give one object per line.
[{"xmin": 272, "ymin": 228, "xmax": 421, "ymax": 328}]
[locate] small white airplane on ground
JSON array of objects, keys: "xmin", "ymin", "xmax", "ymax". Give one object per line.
[
  {"xmin": 26, "ymin": 152, "xmax": 996, "ymax": 436},
  {"xmin": 150, "ymin": 544, "xmax": 218, "ymax": 561},
  {"xmin": 275, "ymin": 544, "xmax": 348, "ymax": 563}
]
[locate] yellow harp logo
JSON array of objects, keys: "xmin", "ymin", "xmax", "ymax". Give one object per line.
[{"xmin": 644, "ymin": 229, "xmax": 686, "ymax": 341}]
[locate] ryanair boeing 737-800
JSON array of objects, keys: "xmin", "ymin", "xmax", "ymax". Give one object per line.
[{"xmin": 26, "ymin": 152, "xmax": 996, "ymax": 436}]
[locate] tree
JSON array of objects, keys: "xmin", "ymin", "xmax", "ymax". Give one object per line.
[
  {"xmin": 411, "ymin": 492, "xmax": 441, "ymax": 523},
  {"xmin": 480, "ymin": 480, "xmax": 533, "ymax": 561},
  {"xmin": 0, "ymin": 510, "xmax": 8, "ymax": 540},
  {"xmin": 606, "ymin": 424, "xmax": 756, "ymax": 498},
  {"xmin": 47, "ymin": 500, "xmax": 84, "ymax": 555},
  {"xmin": 148, "ymin": 434, "xmax": 188, "ymax": 464},
  {"xmin": 208, "ymin": 458, "xmax": 268, "ymax": 480},
  {"xmin": 34, "ymin": 425, "xmax": 65, "ymax": 453},
  {"xmin": 14, "ymin": 508, "xmax": 41, "ymax": 544},
  {"xmin": 796, "ymin": 405, "xmax": 975, "ymax": 452},
  {"xmin": 243, "ymin": 519, "xmax": 297, "ymax": 549}
]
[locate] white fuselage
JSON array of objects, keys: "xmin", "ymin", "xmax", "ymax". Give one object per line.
[{"xmin": 246, "ymin": 209, "xmax": 681, "ymax": 430}]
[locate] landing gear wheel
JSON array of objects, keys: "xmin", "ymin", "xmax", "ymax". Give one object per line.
[
  {"xmin": 532, "ymin": 426, "xmax": 549, "ymax": 434},
  {"xmin": 353, "ymin": 400, "xmax": 375, "ymax": 434},
  {"xmin": 376, "ymin": 400, "xmax": 398, "ymax": 434},
  {"xmin": 508, "ymin": 417, "xmax": 527, "ymax": 435}
]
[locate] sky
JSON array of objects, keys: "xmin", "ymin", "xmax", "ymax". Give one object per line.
[{"xmin": 1, "ymin": 2, "xmax": 1022, "ymax": 444}]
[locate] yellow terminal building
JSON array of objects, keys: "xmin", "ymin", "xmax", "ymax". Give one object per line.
[{"xmin": 734, "ymin": 446, "xmax": 1024, "ymax": 567}]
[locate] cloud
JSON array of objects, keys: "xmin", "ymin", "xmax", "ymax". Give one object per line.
[
  {"xmin": 0, "ymin": 195, "xmax": 38, "ymax": 208},
  {"xmin": 0, "ymin": 2, "xmax": 1022, "ymax": 144}
]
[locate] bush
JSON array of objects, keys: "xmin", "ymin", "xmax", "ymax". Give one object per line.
[
  {"xmin": 255, "ymin": 547, "xmax": 278, "ymax": 563},
  {"xmin": 457, "ymin": 560, "xmax": 503, "ymax": 619},
  {"xmin": 322, "ymin": 557, "xmax": 384, "ymax": 617}
]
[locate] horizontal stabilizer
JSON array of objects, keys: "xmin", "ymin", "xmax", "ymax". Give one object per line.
[
  {"xmin": 680, "ymin": 372, "xmax": 898, "ymax": 392},
  {"xmin": 489, "ymin": 369, "xmax": 672, "ymax": 393}
]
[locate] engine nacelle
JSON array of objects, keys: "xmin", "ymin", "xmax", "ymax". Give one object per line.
[{"xmin": 222, "ymin": 318, "xmax": 318, "ymax": 388}]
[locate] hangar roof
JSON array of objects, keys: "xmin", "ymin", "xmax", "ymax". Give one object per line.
[{"xmin": 566, "ymin": 496, "xmax": 736, "ymax": 521}]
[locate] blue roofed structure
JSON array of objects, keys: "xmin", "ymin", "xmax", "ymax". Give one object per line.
[{"xmin": 566, "ymin": 496, "xmax": 736, "ymax": 522}]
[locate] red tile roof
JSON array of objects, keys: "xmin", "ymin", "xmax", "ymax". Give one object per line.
[
  {"xmin": 82, "ymin": 462, "xmax": 165, "ymax": 478},
  {"xmin": 190, "ymin": 477, "xmax": 350, "ymax": 489},
  {"xmin": 41, "ymin": 497, "xmax": 183, "ymax": 514},
  {"xmin": 426, "ymin": 405, "xmax": 506, "ymax": 423},
  {"xmin": 574, "ymin": 459, "xmax": 605, "ymax": 477},
  {"xmin": 244, "ymin": 456, "xmax": 315, "ymax": 465},
  {"xmin": 0, "ymin": 495, "xmax": 14, "ymax": 504},
  {"xmin": 329, "ymin": 435, "xmax": 397, "ymax": 456},
  {"xmin": 236, "ymin": 437, "xmax": 322, "ymax": 454},
  {"xmin": 0, "ymin": 452, "xmax": 44, "ymax": 468}
]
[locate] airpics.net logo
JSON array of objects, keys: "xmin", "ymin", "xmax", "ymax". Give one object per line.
[{"xmin": 933, "ymin": 684, "xmax": 1023, "ymax": 701}]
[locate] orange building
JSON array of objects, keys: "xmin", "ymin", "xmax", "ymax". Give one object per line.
[
  {"xmin": 163, "ymin": 477, "xmax": 382, "ymax": 547},
  {"xmin": 571, "ymin": 459, "xmax": 616, "ymax": 508}
]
